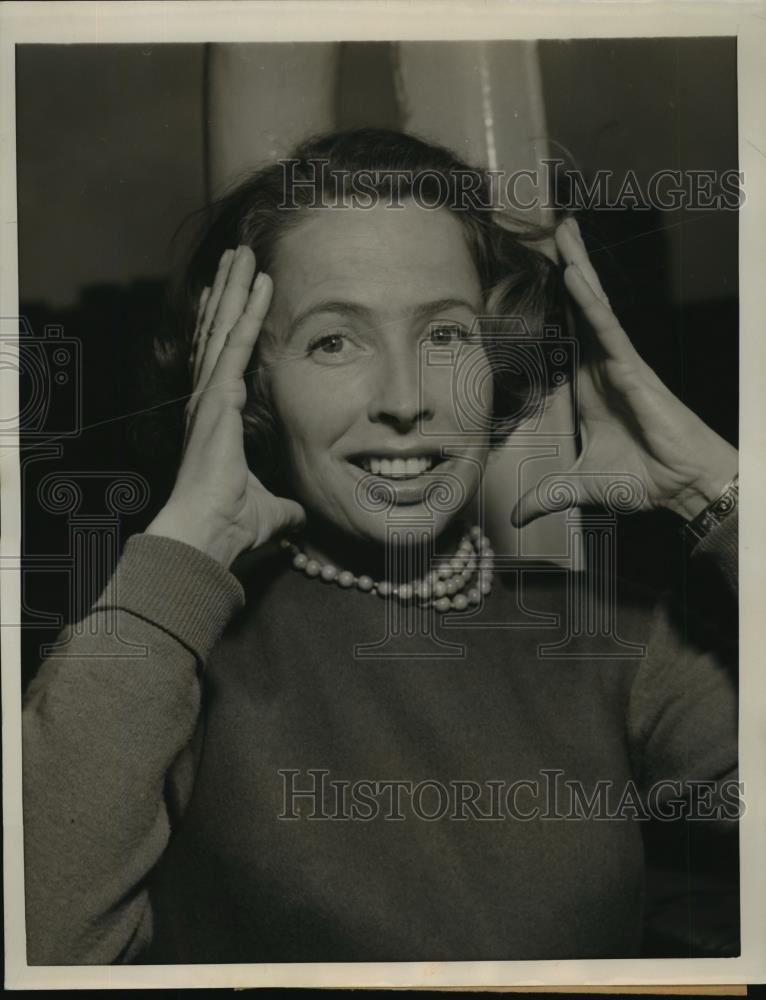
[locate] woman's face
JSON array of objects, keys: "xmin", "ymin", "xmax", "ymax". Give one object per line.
[{"xmin": 259, "ymin": 200, "xmax": 493, "ymax": 546}]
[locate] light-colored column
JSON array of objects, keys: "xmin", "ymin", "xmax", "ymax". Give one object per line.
[
  {"xmin": 398, "ymin": 40, "xmax": 580, "ymax": 562},
  {"xmin": 207, "ymin": 42, "xmax": 339, "ymax": 197}
]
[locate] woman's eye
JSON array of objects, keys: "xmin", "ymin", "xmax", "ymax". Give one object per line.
[
  {"xmin": 305, "ymin": 329, "xmax": 369, "ymax": 364},
  {"xmin": 308, "ymin": 332, "xmax": 349, "ymax": 357},
  {"xmin": 429, "ymin": 323, "xmax": 468, "ymax": 345}
]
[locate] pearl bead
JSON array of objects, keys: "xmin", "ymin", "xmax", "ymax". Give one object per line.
[{"xmin": 284, "ymin": 526, "xmax": 493, "ymax": 609}]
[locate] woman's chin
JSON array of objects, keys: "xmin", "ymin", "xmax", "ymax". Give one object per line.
[{"xmin": 315, "ymin": 508, "xmax": 466, "ymax": 554}]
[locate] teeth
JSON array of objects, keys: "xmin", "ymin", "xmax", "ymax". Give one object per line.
[
  {"xmin": 360, "ymin": 456, "xmax": 434, "ymax": 478},
  {"xmin": 405, "ymin": 457, "xmax": 420, "ymax": 476}
]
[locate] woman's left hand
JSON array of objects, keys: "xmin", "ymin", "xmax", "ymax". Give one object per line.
[{"xmin": 511, "ymin": 217, "xmax": 738, "ymax": 527}]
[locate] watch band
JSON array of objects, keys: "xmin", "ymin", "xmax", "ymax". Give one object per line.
[{"xmin": 683, "ymin": 473, "xmax": 738, "ymax": 550}]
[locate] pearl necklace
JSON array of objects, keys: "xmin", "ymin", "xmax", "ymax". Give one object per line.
[{"xmin": 280, "ymin": 525, "xmax": 494, "ymax": 612}]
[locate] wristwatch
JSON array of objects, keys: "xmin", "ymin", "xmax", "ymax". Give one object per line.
[{"xmin": 683, "ymin": 473, "xmax": 738, "ymax": 550}]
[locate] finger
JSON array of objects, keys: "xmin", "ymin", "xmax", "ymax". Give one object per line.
[
  {"xmin": 511, "ymin": 421, "xmax": 594, "ymax": 527},
  {"xmin": 198, "ymin": 246, "xmax": 257, "ymax": 388},
  {"xmin": 271, "ymin": 496, "xmax": 307, "ymax": 535},
  {"xmin": 187, "ymin": 271, "xmax": 270, "ymax": 439},
  {"xmin": 555, "ymin": 218, "xmax": 610, "ymax": 307},
  {"xmin": 511, "ymin": 487, "xmax": 556, "ymax": 529},
  {"xmin": 206, "ymin": 272, "xmax": 273, "ymax": 400},
  {"xmin": 185, "ymin": 286, "xmax": 211, "ymax": 433},
  {"xmin": 196, "ymin": 285, "xmax": 211, "ymax": 329},
  {"xmin": 195, "ymin": 248, "xmax": 238, "ymax": 393},
  {"xmin": 248, "ymin": 486, "xmax": 307, "ymax": 547},
  {"xmin": 564, "ymin": 264, "xmax": 637, "ymax": 363},
  {"xmin": 280, "ymin": 500, "xmax": 307, "ymax": 534},
  {"xmin": 201, "ymin": 248, "xmax": 236, "ymax": 338},
  {"xmin": 190, "ymin": 286, "xmax": 211, "ymax": 385}
]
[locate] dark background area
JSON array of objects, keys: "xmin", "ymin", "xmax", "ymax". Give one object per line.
[{"xmin": 15, "ymin": 38, "xmax": 739, "ymax": 959}]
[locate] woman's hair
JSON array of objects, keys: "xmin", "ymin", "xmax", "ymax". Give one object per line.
[{"xmin": 144, "ymin": 127, "xmax": 568, "ymax": 492}]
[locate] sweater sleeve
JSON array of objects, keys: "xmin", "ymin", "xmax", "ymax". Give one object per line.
[
  {"xmin": 626, "ymin": 510, "xmax": 739, "ymax": 817},
  {"xmin": 22, "ymin": 533, "xmax": 245, "ymax": 966}
]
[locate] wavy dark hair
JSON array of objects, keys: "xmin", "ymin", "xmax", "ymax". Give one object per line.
[{"xmin": 145, "ymin": 127, "xmax": 569, "ymax": 492}]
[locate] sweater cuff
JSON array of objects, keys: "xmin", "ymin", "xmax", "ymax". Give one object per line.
[
  {"xmin": 690, "ymin": 507, "xmax": 738, "ymax": 593},
  {"xmin": 94, "ymin": 533, "xmax": 246, "ymax": 663}
]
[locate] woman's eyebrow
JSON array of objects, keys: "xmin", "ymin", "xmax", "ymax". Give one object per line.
[{"xmin": 288, "ymin": 297, "xmax": 479, "ymax": 338}]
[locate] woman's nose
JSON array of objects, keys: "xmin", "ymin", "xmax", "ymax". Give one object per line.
[{"xmin": 367, "ymin": 346, "xmax": 435, "ymax": 430}]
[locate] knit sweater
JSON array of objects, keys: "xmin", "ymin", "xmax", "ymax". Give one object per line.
[{"xmin": 22, "ymin": 513, "xmax": 738, "ymax": 965}]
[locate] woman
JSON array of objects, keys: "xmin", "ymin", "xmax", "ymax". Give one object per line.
[{"xmin": 22, "ymin": 129, "xmax": 739, "ymax": 965}]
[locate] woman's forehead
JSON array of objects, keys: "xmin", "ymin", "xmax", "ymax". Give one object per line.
[{"xmin": 269, "ymin": 202, "xmax": 481, "ymax": 319}]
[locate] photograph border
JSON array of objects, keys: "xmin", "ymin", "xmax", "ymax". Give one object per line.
[{"xmin": 2, "ymin": 0, "xmax": 765, "ymax": 989}]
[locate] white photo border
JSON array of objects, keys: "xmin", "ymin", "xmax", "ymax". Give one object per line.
[{"xmin": 2, "ymin": 0, "xmax": 765, "ymax": 989}]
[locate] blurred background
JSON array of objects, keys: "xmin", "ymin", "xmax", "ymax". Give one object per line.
[
  {"xmin": 17, "ymin": 39, "xmax": 738, "ymax": 309},
  {"xmin": 16, "ymin": 38, "xmax": 739, "ymax": 957}
]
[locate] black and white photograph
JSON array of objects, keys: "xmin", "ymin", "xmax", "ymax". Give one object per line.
[{"xmin": 2, "ymin": 0, "xmax": 765, "ymax": 991}]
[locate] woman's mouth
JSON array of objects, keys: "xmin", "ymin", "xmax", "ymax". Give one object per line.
[
  {"xmin": 346, "ymin": 453, "xmax": 461, "ymax": 507},
  {"xmin": 357, "ymin": 455, "xmax": 435, "ymax": 479}
]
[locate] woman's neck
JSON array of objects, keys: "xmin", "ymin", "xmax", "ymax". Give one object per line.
[{"xmin": 297, "ymin": 516, "xmax": 470, "ymax": 584}]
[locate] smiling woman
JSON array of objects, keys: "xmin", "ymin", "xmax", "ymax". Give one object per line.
[{"xmin": 21, "ymin": 127, "xmax": 739, "ymax": 965}]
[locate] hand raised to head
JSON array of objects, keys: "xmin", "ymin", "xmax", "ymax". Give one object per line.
[
  {"xmin": 147, "ymin": 246, "xmax": 305, "ymax": 569},
  {"xmin": 511, "ymin": 218, "xmax": 737, "ymax": 528}
]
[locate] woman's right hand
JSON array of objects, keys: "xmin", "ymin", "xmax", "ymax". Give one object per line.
[{"xmin": 145, "ymin": 245, "xmax": 306, "ymax": 570}]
